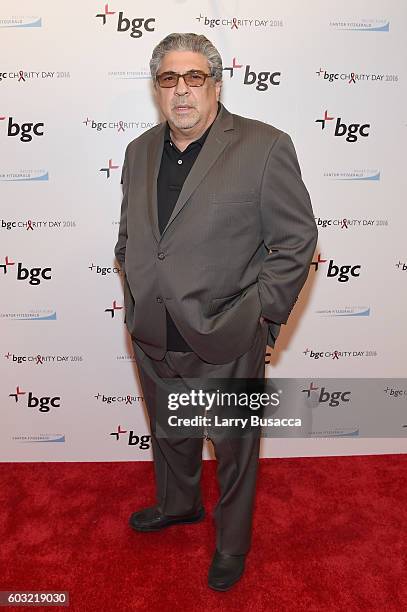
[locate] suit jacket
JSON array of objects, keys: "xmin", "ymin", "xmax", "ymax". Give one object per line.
[{"xmin": 115, "ymin": 102, "xmax": 318, "ymax": 364}]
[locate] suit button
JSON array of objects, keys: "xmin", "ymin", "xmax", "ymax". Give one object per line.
[
  {"xmin": 156, "ymin": 296, "xmax": 163, "ymax": 303},
  {"xmin": 157, "ymin": 252, "xmax": 165, "ymax": 260}
]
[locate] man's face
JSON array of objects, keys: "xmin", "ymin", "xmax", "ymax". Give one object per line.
[{"xmin": 154, "ymin": 50, "xmax": 221, "ymax": 132}]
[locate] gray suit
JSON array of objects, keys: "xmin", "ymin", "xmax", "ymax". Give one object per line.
[
  {"xmin": 115, "ymin": 102, "xmax": 318, "ymax": 363},
  {"xmin": 115, "ymin": 102, "xmax": 317, "ymax": 555}
]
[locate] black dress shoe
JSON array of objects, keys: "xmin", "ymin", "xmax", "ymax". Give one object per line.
[
  {"xmin": 129, "ymin": 505, "xmax": 205, "ymax": 532},
  {"xmin": 208, "ymin": 550, "xmax": 246, "ymax": 591}
]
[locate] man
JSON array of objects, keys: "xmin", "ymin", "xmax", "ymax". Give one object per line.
[{"xmin": 115, "ymin": 32, "xmax": 318, "ymax": 591}]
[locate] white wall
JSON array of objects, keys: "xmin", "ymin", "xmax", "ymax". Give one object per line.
[{"xmin": 1, "ymin": 0, "xmax": 406, "ymax": 461}]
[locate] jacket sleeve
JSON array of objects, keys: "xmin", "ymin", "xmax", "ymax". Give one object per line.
[
  {"xmin": 257, "ymin": 131, "xmax": 318, "ymax": 325},
  {"xmin": 114, "ymin": 145, "xmax": 130, "ymax": 268}
]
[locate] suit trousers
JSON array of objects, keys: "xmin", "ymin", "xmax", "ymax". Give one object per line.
[{"xmin": 131, "ymin": 318, "xmax": 269, "ymax": 555}]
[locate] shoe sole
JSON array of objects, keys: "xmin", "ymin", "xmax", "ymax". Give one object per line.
[{"xmin": 130, "ymin": 508, "xmax": 205, "ymax": 532}]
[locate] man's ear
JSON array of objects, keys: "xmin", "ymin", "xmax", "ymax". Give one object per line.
[{"xmin": 215, "ymin": 80, "xmax": 222, "ymax": 100}]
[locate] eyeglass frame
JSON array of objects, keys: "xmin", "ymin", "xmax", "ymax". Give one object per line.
[{"xmin": 155, "ymin": 69, "xmax": 215, "ymax": 88}]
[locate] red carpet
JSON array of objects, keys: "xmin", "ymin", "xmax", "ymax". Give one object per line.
[{"xmin": 1, "ymin": 455, "xmax": 407, "ymax": 611}]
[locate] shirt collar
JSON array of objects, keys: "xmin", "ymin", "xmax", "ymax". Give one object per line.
[{"xmin": 164, "ymin": 101, "xmax": 221, "ymax": 146}]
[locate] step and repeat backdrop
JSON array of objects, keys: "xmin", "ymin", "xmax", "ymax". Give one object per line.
[{"xmin": 1, "ymin": 0, "xmax": 406, "ymax": 461}]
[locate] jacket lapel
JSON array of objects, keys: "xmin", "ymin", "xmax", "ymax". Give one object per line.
[
  {"xmin": 146, "ymin": 102, "xmax": 234, "ymax": 242},
  {"xmin": 146, "ymin": 123, "xmax": 166, "ymax": 243}
]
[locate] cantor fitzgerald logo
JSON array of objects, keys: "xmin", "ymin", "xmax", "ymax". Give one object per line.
[
  {"xmin": 12, "ymin": 434, "xmax": 65, "ymax": 443},
  {"xmin": 109, "ymin": 425, "xmax": 151, "ymax": 448},
  {"xmin": 323, "ymin": 169, "xmax": 380, "ymax": 181},
  {"xmin": 8, "ymin": 386, "xmax": 61, "ymax": 412},
  {"xmin": 329, "ymin": 19, "xmax": 389, "ymax": 32},
  {"xmin": 116, "ymin": 353, "xmax": 136, "ymax": 362},
  {"xmin": 309, "ymin": 427, "xmax": 359, "ymax": 437},
  {"xmin": 0, "ymin": 309, "xmax": 56, "ymax": 321},
  {"xmin": 107, "ymin": 70, "xmax": 150, "ymax": 80},
  {"xmin": 195, "ymin": 14, "xmax": 283, "ymax": 29},
  {"xmin": 223, "ymin": 57, "xmax": 281, "ymax": 91},
  {"xmin": 0, "ymin": 169, "xmax": 48, "ymax": 181},
  {"xmin": 310, "ymin": 254, "xmax": 361, "ymax": 282},
  {"xmin": 314, "ymin": 217, "xmax": 388, "ymax": 230},
  {"xmin": 316, "ymin": 67, "xmax": 398, "ymax": 85},
  {"xmin": 0, "ymin": 256, "xmax": 52, "ymax": 285},
  {"xmin": 302, "ymin": 382, "xmax": 351, "ymax": 407},
  {"xmin": 95, "ymin": 5, "xmax": 155, "ymax": 37},
  {"xmin": 0, "ymin": 16, "xmax": 42, "ymax": 28},
  {"xmin": 315, "ymin": 110, "xmax": 370, "ymax": 142},
  {"xmin": 315, "ymin": 306, "xmax": 371, "ymax": 317}
]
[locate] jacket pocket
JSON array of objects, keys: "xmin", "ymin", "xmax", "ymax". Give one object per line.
[
  {"xmin": 211, "ymin": 190, "xmax": 257, "ymax": 205},
  {"xmin": 123, "ymin": 274, "xmax": 135, "ymax": 326},
  {"xmin": 208, "ymin": 289, "xmax": 243, "ymax": 315}
]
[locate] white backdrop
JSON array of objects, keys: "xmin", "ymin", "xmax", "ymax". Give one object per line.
[{"xmin": 1, "ymin": 0, "xmax": 406, "ymax": 461}]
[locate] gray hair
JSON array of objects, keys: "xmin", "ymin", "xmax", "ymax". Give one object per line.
[{"xmin": 150, "ymin": 33, "xmax": 223, "ymax": 85}]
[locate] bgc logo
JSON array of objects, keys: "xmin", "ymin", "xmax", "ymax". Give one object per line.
[
  {"xmin": 315, "ymin": 110, "xmax": 370, "ymax": 142},
  {"xmin": 9, "ymin": 385, "xmax": 61, "ymax": 412},
  {"xmin": 0, "ymin": 256, "xmax": 52, "ymax": 285},
  {"xmin": 310, "ymin": 254, "xmax": 361, "ymax": 282},
  {"xmin": 109, "ymin": 425, "xmax": 151, "ymax": 448},
  {"xmin": 224, "ymin": 57, "xmax": 281, "ymax": 91},
  {"xmin": 95, "ymin": 5, "xmax": 155, "ymax": 38},
  {"xmin": 89, "ymin": 263, "xmax": 120, "ymax": 276},
  {"xmin": 302, "ymin": 382, "xmax": 351, "ymax": 407},
  {"xmin": 0, "ymin": 115, "xmax": 44, "ymax": 142},
  {"xmin": 384, "ymin": 386, "xmax": 407, "ymax": 399}
]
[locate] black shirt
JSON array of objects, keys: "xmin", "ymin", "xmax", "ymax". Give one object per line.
[{"xmin": 157, "ymin": 102, "xmax": 221, "ymax": 351}]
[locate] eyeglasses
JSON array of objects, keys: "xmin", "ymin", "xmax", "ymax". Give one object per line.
[{"xmin": 156, "ymin": 70, "xmax": 213, "ymax": 88}]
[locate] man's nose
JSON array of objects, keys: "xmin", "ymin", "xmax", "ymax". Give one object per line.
[{"xmin": 174, "ymin": 75, "xmax": 190, "ymax": 96}]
